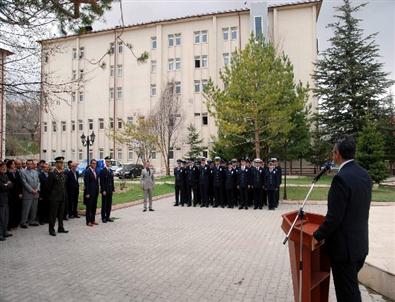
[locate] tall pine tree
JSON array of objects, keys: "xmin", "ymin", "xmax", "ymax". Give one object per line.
[
  {"xmin": 185, "ymin": 124, "xmax": 205, "ymax": 159},
  {"xmin": 313, "ymin": 0, "xmax": 394, "ymax": 143}
]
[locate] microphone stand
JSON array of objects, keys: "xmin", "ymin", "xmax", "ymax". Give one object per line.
[{"xmin": 283, "ymin": 169, "xmax": 326, "ymax": 302}]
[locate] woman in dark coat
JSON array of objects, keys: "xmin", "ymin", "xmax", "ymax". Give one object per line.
[{"xmin": 6, "ymin": 160, "xmax": 23, "ymax": 230}]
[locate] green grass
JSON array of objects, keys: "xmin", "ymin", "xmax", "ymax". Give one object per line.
[
  {"xmin": 280, "ymin": 186, "xmax": 395, "ymax": 202},
  {"xmin": 77, "ymin": 183, "xmax": 174, "ymax": 210},
  {"xmin": 284, "ymin": 175, "xmax": 333, "ymax": 185},
  {"xmin": 155, "ymin": 175, "xmax": 175, "ymax": 182}
]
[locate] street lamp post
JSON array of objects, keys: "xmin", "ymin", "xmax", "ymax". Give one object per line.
[{"xmin": 81, "ymin": 131, "xmax": 95, "ymax": 167}]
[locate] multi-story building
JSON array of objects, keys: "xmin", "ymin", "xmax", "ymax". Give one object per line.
[{"xmin": 39, "ymin": 0, "xmax": 322, "ymax": 171}]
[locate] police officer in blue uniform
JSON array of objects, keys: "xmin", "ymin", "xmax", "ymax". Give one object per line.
[
  {"xmin": 236, "ymin": 159, "xmax": 250, "ymax": 210},
  {"xmin": 224, "ymin": 161, "xmax": 236, "ymax": 208},
  {"xmin": 272, "ymin": 158, "xmax": 282, "ymax": 208},
  {"xmin": 212, "ymin": 157, "xmax": 225, "ymax": 208},
  {"xmin": 251, "ymin": 158, "xmax": 264, "ymax": 210},
  {"xmin": 191, "ymin": 160, "xmax": 200, "ymax": 206},
  {"xmin": 264, "ymin": 161, "xmax": 280, "ymax": 210},
  {"xmin": 173, "ymin": 159, "xmax": 185, "ymax": 206},
  {"xmin": 199, "ymin": 158, "xmax": 210, "ymax": 207},
  {"xmin": 185, "ymin": 159, "xmax": 195, "ymax": 207}
]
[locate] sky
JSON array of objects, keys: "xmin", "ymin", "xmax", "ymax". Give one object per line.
[{"xmin": 93, "ymin": 0, "xmax": 395, "ymax": 90}]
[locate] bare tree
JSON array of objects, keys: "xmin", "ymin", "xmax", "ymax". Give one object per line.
[{"xmin": 152, "ymin": 81, "xmax": 184, "ymax": 175}]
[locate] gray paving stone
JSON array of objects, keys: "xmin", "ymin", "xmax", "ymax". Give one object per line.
[{"xmin": 0, "ymin": 197, "xmax": 388, "ymax": 302}]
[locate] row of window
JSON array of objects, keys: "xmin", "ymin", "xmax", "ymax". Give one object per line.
[
  {"xmin": 44, "ymin": 114, "xmax": 209, "ymax": 134},
  {"xmin": 72, "ymin": 42, "xmax": 123, "ymax": 61},
  {"xmin": 150, "ymin": 27, "xmax": 238, "ymax": 49}
]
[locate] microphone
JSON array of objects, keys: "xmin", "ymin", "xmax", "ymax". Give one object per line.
[{"xmin": 313, "ymin": 162, "xmax": 332, "ymax": 183}]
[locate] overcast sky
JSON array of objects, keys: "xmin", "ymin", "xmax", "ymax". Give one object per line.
[{"xmin": 94, "ymin": 0, "xmax": 395, "ymax": 89}]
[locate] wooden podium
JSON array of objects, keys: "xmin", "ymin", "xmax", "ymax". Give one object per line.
[{"xmin": 281, "ymin": 211, "xmax": 330, "ymax": 302}]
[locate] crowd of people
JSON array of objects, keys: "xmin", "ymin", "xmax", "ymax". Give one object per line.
[
  {"xmin": 173, "ymin": 156, "xmax": 282, "ymax": 210},
  {"xmin": 0, "ymin": 156, "xmax": 115, "ymax": 241}
]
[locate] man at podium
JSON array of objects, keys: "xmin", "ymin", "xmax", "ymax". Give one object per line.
[{"xmin": 313, "ymin": 135, "xmax": 372, "ymax": 302}]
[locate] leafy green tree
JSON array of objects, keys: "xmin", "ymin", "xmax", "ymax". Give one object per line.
[
  {"xmin": 204, "ymin": 36, "xmax": 309, "ymax": 159},
  {"xmin": 185, "ymin": 124, "xmax": 205, "ymax": 159},
  {"xmin": 356, "ymin": 119, "xmax": 388, "ymax": 184},
  {"xmin": 312, "ymin": 0, "xmax": 394, "ymax": 143}
]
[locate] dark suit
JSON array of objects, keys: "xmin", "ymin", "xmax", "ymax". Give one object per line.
[
  {"xmin": 38, "ymin": 171, "xmax": 50, "ymax": 223},
  {"xmin": 263, "ymin": 168, "xmax": 280, "ymax": 210},
  {"xmin": 83, "ymin": 168, "xmax": 99, "ymax": 224},
  {"xmin": 66, "ymin": 170, "xmax": 79, "ymax": 218},
  {"xmin": 212, "ymin": 165, "xmax": 225, "ymax": 207},
  {"xmin": 99, "ymin": 167, "xmax": 114, "ymax": 222},
  {"xmin": 6, "ymin": 171, "xmax": 23, "ymax": 229},
  {"xmin": 314, "ymin": 160, "xmax": 372, "ymax": 302},
  {"xmin": 236, "ymin": 167, "xmax": 250, "ymax": 209},
  {"xmin": 174, "ymin": 167, "xmax": 185, "ymax": 206},
  {"xmin": 251, "ymin": 166, "xmax": 264, "ymax": 209},
  {"xmin": 224, "ymin": 168, "xmax": 236, "ymax": 208},
  {"xmin": 199, "ymin": 165, "xmax": 210, "ymax": 207}
]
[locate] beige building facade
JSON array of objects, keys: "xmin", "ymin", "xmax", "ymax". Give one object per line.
[{"xmin": 40, "ymin": 0, "xmax": 322, "ymax": 171}]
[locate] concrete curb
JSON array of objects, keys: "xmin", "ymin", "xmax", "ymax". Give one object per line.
[{"xmin": 359, "ymin": 262, "xmax": 395, "ymax": 301}]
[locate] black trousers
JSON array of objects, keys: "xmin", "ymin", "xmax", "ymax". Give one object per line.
[
  {"xmin": 214, "ymin": 186, "xmax": 224, "ymax": 207},
  {"xmin": 85, "ymin": 195, "xmax": 98, "ymax": 224},
  {"xmin": 175, "ymin": 184, "xmax": 182, "ymax": 205},
  {"xmin": 267, "ymin": 190, "xmax": 276, "ymax": 209},
  {"xmin": 248, "ymin": 187, "xmax": 253, "ymax": 206},
  {"xmin": 331, "ymin": 258, "xmax": 366, "ymax": 302},
  {"xmin": 226, "ymin": 189, "xmax": 234, "ymax": 208},
  {"xmin": 49, "ymin": 199, "xmax": 65, "ymax": 232},
  {"xmin": 101, "ymin": 192, "xmax": 113, "ymax": 221},
  {"xmin": 184, "ymin": 185, "xmax": 192, "ymax": 206},
  {"xmin": 8, "ymin": 195, "xmax": 21, "ymax": 229},
  {"xmin": 262, "ymin": 189, "xmax": 267, "ymax": 206},
  {"xmin": 253, "ymin": 188, "xmax": 263, "ymax": 209},
  {"xmin": 275, "ymin": 189, "xmax": 280, "ymax": 207},
  {"xmin": 38, "ymin": 198, "xmax": 49, "ymax": 223},
  {"xmin": 239, "ymin": 187, "xmax": 248, "ymax": 208},
  {"xmin": 192, "ymin": 184, "xmax": 200, "ymax": 205},
  {"xmin": 68, "ymin": 191, "xmax": 79, "ymax": 217},
  {"xmin": 200, "ymin": 184, "xmax": 209, "ymax": 206}
]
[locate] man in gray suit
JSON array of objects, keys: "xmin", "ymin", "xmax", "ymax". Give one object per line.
[
  {"xmin": 20, "ymin": 159, "xmax": 40, "ymax": 228},
  {"xmin": 140, "ymin": 161, "xmax": 155, "ymax": 212}
]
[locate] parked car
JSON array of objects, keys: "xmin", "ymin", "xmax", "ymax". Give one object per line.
[
  {"xmin": 118, "ymin": 164, "xmax": 143, "ymax": 179},
  {"xmin": 110, "ymin": 160, "xmax": 123, "ymax": 176}
]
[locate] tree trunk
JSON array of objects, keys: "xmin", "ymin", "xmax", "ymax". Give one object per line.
[
  {"xmin": 283, "ymin": 143, "xmax": 288, "ymax": 200},
  {"xmin": 254, "ymin": 119, "xmax": 260, "ymax": 158}
]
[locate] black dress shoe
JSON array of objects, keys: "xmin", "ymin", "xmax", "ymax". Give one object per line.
[
  {"xmin": 149, "ymin": 208, "xmax": 154, "ymax": 211},
  {"xmin": 0, "ymin": 237, "xmax": 6, "ymax": 241},
  {"xmin": 245, "ymin": 207, "xmax": 248, "ymax": 210},
  {"xmin": 238, "ymin": 207, "xmax": 243, "ymax": 210},
  {"xmin": 107, "ymin": 218, "xmax": 114, "ymax": 222},
  {"xmin": 29, "ymin": 222, "xmax": 39, "ymax": 226},
  {"xmin": 20, "ymin": 224, "xmax": 28, "ymax": 229},
  {"xmin": 5, "ymin": 233, "xmax": 12, "ymax": 237},
  {"xmin": 58, "ymin": 229, "xmax": 69, "ymax": 233},
  {"xmin": 102, "ymin": 220, "xmax": 107, "ymax": 223},
  {"xmin": 253, "ymin": 207, "xmax": 258, "ymax": 210},
  {"xmin": 143, "ymin": 209, "xmax": 147, "ymax": 212},
  {"xmin": 49, "ymin": 230, "xmax": 56, "ymax": 236},
  {"xmin": 174, "ymin": 203, "xmax": 179, "ymax": 207}
]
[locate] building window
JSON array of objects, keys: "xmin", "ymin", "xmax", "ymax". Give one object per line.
[
  {"xmin": 202, "ymin": 79, "xmax": 208, "ymax": 91},
  {"xmin": 72, "ymin": 48, "xmax": 77, "ymax": 59},
  {"xmin": 52, "ymin": 121, "xmax": 57, "ymax": 132},
  {"xmin": 43, "ymin": 122, "xmax": 47, "ymax": 132},
  {"xmin": 175, "ymin": 33, "xmax": 181, "ymax": 46},
  {"xmin": 223, "ymin": 53, "xmax": 229, "ymax": 66},
  {"xmin": 127, "ymin": 116, "xmax": 133, "ymax": 124},
  {"xmin": 194, "ymin": 31, "xmax": 200, "ymax": 44},
  {"xmin": 231, "ymin": 27, "xmax": 238, "ymax": 40},
  {"xmin": 117, "ymin": 87, "xmax": 123, "ymax": 100},
  {"xmin": 71, "ymin": 149, "xmax": 76, "ymax": 160},
  {"xmin": 110, "ymin": 65, "xmax": 114, "ymax": 77},
  {"xmin": 175, "ymin": 82, "xmax": 181, "ymax": 94},
  {"xmin": 168, "ymin": 148, "xmax": 174, "ymax": 160},
  {"xmin": 223, "ymin": 28, "xmax": 229, "ymax": 41},
  {"xmin": 78, "ymin": 149, "xmax": 83, "ymax": 160},
  {"xmin": 99, "ymin": 118, "xmax": 104, "ymax": 129},
  {"xmin": 72, "ymin": 70, "xmax": 77, "ymax": 80},
  {"xmin": 61, "ymin": 121, "xmax": 66, "ymax": 132},
  {"xmin": 118, "ymin": 42, "xmax": 123, "ymax": 53},
  {"xmin": 88, "ymin": 119, "xmax": 93, "ymax": 130},
  {"xmin": 194, "ymin": 80, "xmax": 201, "ymax": 93},
  {"xmin": 79, "ymin": 91, "xmax": 84, "ymax": 102},
  {"xmin": 79, "ymin": 69, "xmax": 84, "ymax": 80},
  {"xmin": 78, "ymin": 120, "xmax": 83, "ymax": 131},
  {"xmin": 117, "ymin": 119, "xmax": 123, "ymax": 129},
  {"xmin": 117, "ymin": 64, "xmax": 123, "ymax": 77},
  {"xmin": 150, "ymin": 151, "xmax": 156, "ymax": 159},
  {"xmin": 151, "ymin": 37, "xmax": 157, "ymax": 49},
  {"xmin": 109, "ymin": 88, "xmax": 114, "ymax": 100},
  {"xmin": 194, "ymin": 56, "xmax": 201, "ymax": 68},
  {"xmin": 203, "ymin": 150, "xmax": 208, "ymax": 158},
  {"xmin": 168, "ymin": 59, "xmax": 174, "ymax": 71},
  {"xmin": 71, "ymin": 91, "xmax": 76, "ymax": 102},
  {"xmin": 110, "ymin": 42, "xmax": 115, "ymax": 54},
  {"xmin": 79, "ymin": 47, "xmax": 84, "ymax": 59},
  {"xmin": 175, "ymin": 58, "xmax": 181, "ymax": 70},
  {"xmin": 109, "ymin": 118, "xmax": 114, "ymax": 129},
  {"xmin": 202, "ymin": 113, "xmax": 208, "ymax": 125},
  {"xmin": 168, "ymin": 34, "xmax": 174, "ymax": 47},
  {"xmin": 117, "ymin": 149, "xmax": 123, "ymax": 160},
  {"xmin": 99, "ymin": 148, "xmax": 104, "ymax": 159},
  {"xmin": 71, "ymin": 121, "xmax": 75, "ymax": 131},
  {"xmin": 110, "ymin": 149, "xmax": 114, "ymax": 159},
  {"xmin": 254, "ymin": 16, "xmax": 263, "ymax": 38},
  {"xmin": 201, "ymin": 55, "xmax": 208, "ymax": 68},
  {"xmin": 128, "ymin": 149, "xmax": 133, "ymax": 160},
  {"xmin": 150, "ymin": 84, "xmax": 156, "ymax": 96},
  {"xmin": 201, "ymin": 30, "xmax": 208, "ymax": 43},
  {"xmin": 151, "ymin": 60, "xmax": 157, "ymax": 73}
]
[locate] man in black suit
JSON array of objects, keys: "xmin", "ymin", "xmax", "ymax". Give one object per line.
[
  {"xmin": 236, "ymin": 159, "xmax": 250, "ymax": 210},
  {"xmin": 83, "ymin": 159, "xmax": 99, "ymax": 226},
  {"xmin": 99, "ymin": 157, "xmax": 115, "ymax": 223},
  {"xmin": 173, "ymin": 160, "xmax": 185, "ymax": 207},
  {"xmin": 199, "ymin": 158, "xmax": 210, "ymax": 208},
  {"xmin": 313, "ymin": 135, "xmax": 372, "ymax": 302},
  {"xmin": 38, "ymin": 163, "xmax": 50, "ymax": 224},
  {"xmin": 66, "ymin": 161, "xmax": 80, "ymax": 219}
]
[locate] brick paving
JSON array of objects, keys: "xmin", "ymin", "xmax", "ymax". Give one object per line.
[{"xmin": 0, "ymin": 196, "xmax": 387, "ymax": 302}]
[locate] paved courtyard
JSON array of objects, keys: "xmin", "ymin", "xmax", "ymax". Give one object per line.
[{"xmin": 0, "ymin": 196, "xmax": 388, "ymax": 302}]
